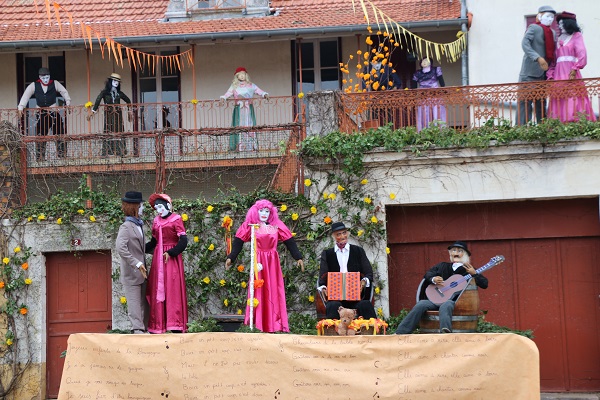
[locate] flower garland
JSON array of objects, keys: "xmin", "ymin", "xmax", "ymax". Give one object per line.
[{"xmin": 316, "ymin": 317, "xmax": 388, "ymax": 335}]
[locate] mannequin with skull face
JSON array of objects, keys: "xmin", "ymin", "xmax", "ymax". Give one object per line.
[
  {"xmin": 145, "ymin": 193, "xmax": 189, "ymax": 333},
  {"xmin": 17, "ymin": 67, "xmax": 72, "ymax": 161},
  {"xmin": 517, "ymin": 5, "xmax": 557, "ymax": 125},
  {"xmin": 220, "ymin": 67, "xmax": 269, "ymax": 152},
  {"xmin": 225, "ymin": 199, "xmax": 304, "ymax": 333},
  {"xmin": 89, "ymin": 73, "xmax": 133, "ymax": 156}
]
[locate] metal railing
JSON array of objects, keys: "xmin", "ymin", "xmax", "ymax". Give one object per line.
[{"xmin": 337, "ymin": 78, "xmax": 600, "ymax": 133}]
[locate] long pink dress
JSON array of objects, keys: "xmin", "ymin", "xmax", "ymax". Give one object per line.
[
  {"xmin": 547, "ymin": 32, "xmax": 596, "ymax": 122},
  {"xmin": 235, "ymin": 220, "xmax": 292, "ymax": 333},
  {"xmin": 146, "ymin": 213, "xmax": 188, "ymax": 333}
]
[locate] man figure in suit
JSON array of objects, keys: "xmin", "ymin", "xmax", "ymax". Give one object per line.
[
  {"xmin": 517, "ymin": 5, "xmax": 556, "ymax": 125},
  {"xmin": 318, "ymin": 222, "xmax": 377, "ymax": 320},
  {"xmin": 116, "ymin": 191, "xmax": 149, "ymax": 334},
  {"xmin": 394, "ymin": 241, "xmax": 488, "ymax": 334}
]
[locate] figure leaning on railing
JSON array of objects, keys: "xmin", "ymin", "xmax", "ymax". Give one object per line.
[
  {"xmin": 17, "ymin": 67, "xmax": 71, "ymax": 162},
  {"xmin": 88, "ymin": 73, "xmax": 133, "ymax": 157}
]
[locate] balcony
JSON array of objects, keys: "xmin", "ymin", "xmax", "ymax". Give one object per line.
[{"xmin": 1, "ymin": 79, "xmax": 598, "ymax": 204}]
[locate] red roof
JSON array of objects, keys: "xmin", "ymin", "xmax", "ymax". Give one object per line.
[{"xmin": 0, "ymin": 0, "xmax": 461, "ymax": 44}]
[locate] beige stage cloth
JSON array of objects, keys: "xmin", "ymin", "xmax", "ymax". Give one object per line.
[{"xmin": 58, "ymin": 332, "xmax": 539, "ymax": 399}]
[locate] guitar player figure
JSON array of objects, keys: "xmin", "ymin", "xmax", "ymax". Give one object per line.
[{"xmin": 394, "ymin": 241, "xmax": 489, "ymax": 334}]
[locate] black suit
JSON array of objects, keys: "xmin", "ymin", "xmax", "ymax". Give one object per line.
[{"xmin": 319, "ymin": 244, "xmax": 376, "ymax": 319}]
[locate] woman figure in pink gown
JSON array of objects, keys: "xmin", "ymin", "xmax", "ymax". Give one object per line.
[
  {"xmin": 225, "ymin": 199, "xmax": 304, "ymax": 332},
  {"xmin": 146, "ymin": 193, "xmax": 189, "ymax": 333},
  {"xmin": 547, "ymin": 11, "xmax": 597, "ymax": 122}
]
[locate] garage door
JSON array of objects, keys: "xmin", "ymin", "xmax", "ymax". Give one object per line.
[{"xmin": 386, "ymin": 198, "xmax": 600, "ymax": 392}]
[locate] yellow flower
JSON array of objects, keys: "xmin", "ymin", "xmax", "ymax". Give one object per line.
[
  {"xmin": 280, "ymin": 204, "xmax": 287, "ymax": 212},
  {"xmin": 190, "ymin": 99, "xmax": 199, "ymax": 104},
  {"xmin": 308, "ymin": 295, "xmax": 315, "ymax": 303},
  {"xmin": 322, "ymin": 192, "xmax": 329, "ymax": 199},
  {"xmin": 37, "ymin": 214, "xmax": 46, "ymax": 221},
  {"xmin": 203, "ymin": 277, "xmax": 210, "ymax": 284},
  {"xmin": 337, "ymin": 184, "xmax": 345, "ymax": 192},
  {"xmin": 237, "ymin": 309, "xmax": 243, "ymax": 315},
  {"xmin": 193, "ymin": 236, "xmax": 199, "ymax": 243},
  {"xmin": 57, "ymin": 218, "xmax": 62, "ymax": 225},
  {"xmin": 24, "ymin": 278, "xmax": 32, "ymax": 285},
  {"xmin": 297, "ymin": 92, "xmax": 304, "ymax": 99},
  {"xmin": 377, "ymin": 307, "xmax": 383, "ymax": 317},
  {"xmin": 247, "ymin": 298, "xmax": 259, "ymax": 307},
  {"xmin": 6, "ymin": 338, "xmax": 13, "ymax": 346},
  {"xmin": 220, "ymin": 279, "xmax": 226, "ymax": 287},
  {"xmin": 360, "ymin": 179, "xmax": 368, "ymax": 185},
  {"xmin": 371, "ymin": 216, "xmax": 378, "ymax": 223},
  {"xmin": 182, "ymin": 213, "xmax": 189, "ymax": 222},
  {"xmin": 328, "ymin": 193, "xmax": 336, "ymax": 200},
  {"xmin": 375, "ymin": 286, "xmax": 381, "ymax": 295},
  {"xmin": 2, "ymin": 257, "xmax": 9, "ymax": 265},
  {"xmin": 13, "ymin": 247, "xmax": 21, "ymax": 253},
  {"xmin": 27, "ymin": 216, "xmax": 32, "ymax": 222},
  {"xmin": 357, "ymin": 230, "xmax": 364, "ymax": 237},
  {"xmin": 77, "ymin": 209, "xmax": 84, "ymax": 215},
  {"xmin": 206, "ymin": 205, "xmax": 214, "ymax": 212},
  {"xmin": 310, "ymin": 206, "xmax": 317, "ymax": 214},
  {"xmin": 292, "ymin": 232, "xmax": 296, "ymax": 237},
  {"xmin": 224, "ymin": 299, "xmax": 229, "ymax": 307},
  {"xmin": 364, "ymin": 197, "xmax": 372, "ymax": 204},
  {"xmin": 304, "ymin": 178, "xmax": 312, "ymax": 186},
  {"xmin": 389, "ymin": 193, "xmax": 396, "ymax": 200},
  {"xmin": 84, "ymin": 101, "xmax": 93, "ymax": 108},
  {"xmin": 208, "ymin": 244, "xmax": 215, "ymax": 251},
  {"xmin": 120, "ymin": 296, "xmax": 127, "ymax": 304},
  {"xmin": 291, "ymin": 213, "xmax": 299, "ymax": 221},
  {"xmin": 386, "ymin": 247, "xmax": 390, "ymax": 254},
  {"xmin": 241, "ymin": 281, "xmax": 247, "ymax": 288},
  {"xmin": 89, "ymin": 216, "xmax": 96, "ymax": 222}
]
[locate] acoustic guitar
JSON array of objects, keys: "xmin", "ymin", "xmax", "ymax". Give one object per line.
[{"xmin": 425, "ymin": 255, "xmax": 505, "ymax": 306}]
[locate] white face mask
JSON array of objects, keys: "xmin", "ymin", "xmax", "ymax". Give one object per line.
[
  {"xmin": 372, "ymin": 62, "xmax": 382, "ymax": 71},
  {"xmin": 40, "ymin": 75, "xmax": 50, "ymax": 85},
  {"xmin": 154, "ymin": 203, "xmax": 169, "ymax": 217},
  {"xmin": 138, "ymin": 203, "xmax": 144, "ymax": 217},
  {"xmin": 539, "ymin": 12, "xmax": 554, "ymax": 27},
  {"xmin": 112, "ymin": 79, "xmax": 119, "ymax": 88},
  {"xmin": 237, "ymin": 72, "xmax": 247, "ymax": 82},
  {"xmin": 258, "ymin": 208, "xmax": 270, "ymax": 222}
]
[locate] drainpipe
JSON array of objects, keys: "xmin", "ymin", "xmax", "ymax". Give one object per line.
[{"xmin": 461, "ymin": 0, "xmax": 469, "ymax": 86}]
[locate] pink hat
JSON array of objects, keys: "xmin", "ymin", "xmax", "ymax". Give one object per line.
[
  {"xmin": 234, "ymin": 67, "xmax": 247, "ymax": 75},
  {"xmin": 149, "ymin": 193, "xmax": 172, "ymax": 208}
]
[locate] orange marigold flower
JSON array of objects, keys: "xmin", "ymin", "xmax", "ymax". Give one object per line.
[
  {"xmin": 21, "ymin": 262, "xmax": 28, "ymax": 270},
  {"xmin": 20, "ymin": 307, "xmax": 28, "ymax": 315},
  {"xmin": 0, "ymin": 281, "xmax": 4, "ymax": 288},
  {"xmin": 254, "ymin": 279, "xmax": 264, "ymax": 288},
  {"xmin": 324, "ymin": 216, "xmax": 332, "ymax": 224},
  {"xmin": 237, "ymin": 265, "xmax": 245, "ymax": 272}
]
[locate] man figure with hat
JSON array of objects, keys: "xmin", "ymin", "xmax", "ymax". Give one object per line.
[
  {"xmin": 116, "ymin": 191, "xmax": 149, "ymax": 334},
  {"xmin": 89, "ymin": 72, "xmax": 132, "ymax": 156},
  {"xmin": 18, "ymin": 67, "xmax": 72, "ymax": 161},
  {"xmin": 318, "ymin": 222, "xmax": 377, "ymax": 320},
  {"xmin": 517, "ymin": 5, "xmax": 557, "ymax": 125},
  {"xmin": 220, "ymin": 67, "xmax": 269, "ymax": 151},
  {"xmin": 394, "ymin": 241, "xmax": 488, "ymax": 334}
]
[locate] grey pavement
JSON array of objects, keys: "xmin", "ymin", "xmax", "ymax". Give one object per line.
[{"xmin": 541, "ymin": 394, "xmax": 600, "ymax": 400}]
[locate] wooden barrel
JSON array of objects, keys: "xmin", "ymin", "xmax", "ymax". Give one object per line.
[{"xmin": 419, "ymin": 282, "xmax": 480, "ymax": 333}]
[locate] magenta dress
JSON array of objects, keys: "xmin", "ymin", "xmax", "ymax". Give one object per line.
[
  {"xmin": 235, "ymin": 221, "xmax": 292, "ymax": 333},
  {"xmin": 547, "ymin": 32, "xmax": 597, "ymax": 122},
  {"xmin": 413, "ymin": 66, "xmax": 447, "ymax": 131},
  {"xmin": 146, "ymin": 213, "xmax": 188, "ymax": 333}
]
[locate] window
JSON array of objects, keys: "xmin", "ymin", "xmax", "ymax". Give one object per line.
[{"xmin": 295, "ymin": 39, "xmax": 341, "ymax": 94}]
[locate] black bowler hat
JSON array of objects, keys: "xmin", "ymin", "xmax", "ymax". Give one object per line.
[
  {"xmin": 38, "ymin": 67, "xmax": 50, "ymax": 75},
  {"xmin": 122, "ymin": 191, "xmax": 143, "ymax": 203},
  {"xmin": 447, "ymin": 241, "xmax": 471, "ymax": 256},
  {"xmin": 330, "ymin": 222, "xmax": 348, "ymax": 233}
]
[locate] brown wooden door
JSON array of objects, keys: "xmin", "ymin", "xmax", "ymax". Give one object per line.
[
  {"xmin": 386, "ymin": 198, "xmax": 600, "ymax": 392},
  {"xmin": 46, "ymin": 251, "xmax": 112, "ymax": 398}
]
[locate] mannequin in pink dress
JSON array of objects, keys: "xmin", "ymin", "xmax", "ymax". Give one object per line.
[
  {"xmin": 225, "ymin": 199, "xmax": 303, "ymax": 332},
  {"xmin": 146, "ymin": 193, "xmax": 189, "ymax": 333},
  {"xmin": 547, "ymin": 11, "xmax": 596, "ymax": 122}
]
